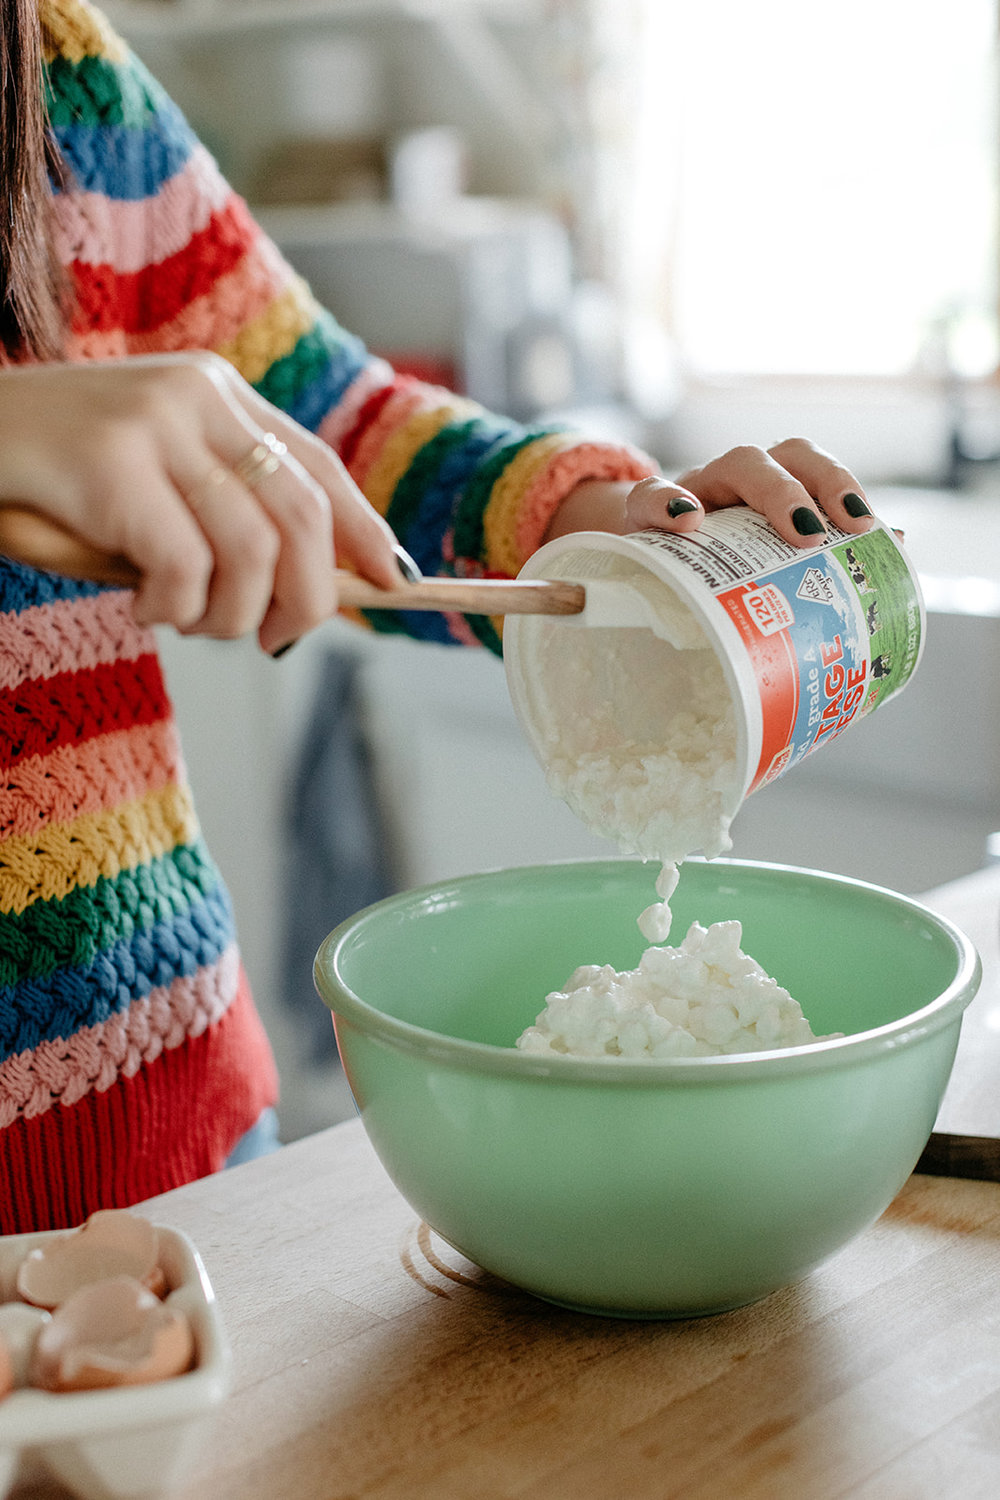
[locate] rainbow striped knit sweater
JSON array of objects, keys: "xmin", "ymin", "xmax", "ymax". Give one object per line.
[{"xmin": 0, "ymin": 0, "xmax": 656, "ymax": 1231}]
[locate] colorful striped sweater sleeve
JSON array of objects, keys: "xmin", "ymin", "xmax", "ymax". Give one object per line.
[{"xmin": 40, "ymin": 0, "xmax": 658, "ymax": 654}]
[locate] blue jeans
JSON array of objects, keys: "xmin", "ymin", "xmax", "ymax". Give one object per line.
[{"xmin": 224, "ymin": 1107, "xmax": 281, "ymax": 1167}]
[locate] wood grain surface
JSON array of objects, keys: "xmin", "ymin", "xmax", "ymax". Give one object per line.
[{"xmin": 128, "ymin": 1121, "xmax": 1000, "ymax": 1500}]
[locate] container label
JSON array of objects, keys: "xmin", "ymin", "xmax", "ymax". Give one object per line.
[{"xmin": 637, "ymin": 513, "xmax": 923, "ymax": 794}]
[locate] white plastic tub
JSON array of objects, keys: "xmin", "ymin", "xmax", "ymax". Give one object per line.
[{"xmin": 504, "ymin": 510, "xmax": 924, "ymax": 861}]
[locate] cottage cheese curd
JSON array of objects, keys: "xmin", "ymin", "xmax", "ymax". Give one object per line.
[
  {"xmin": 517, "ymin": 917, "xmax": 831, "ymax": 1059},
  {"xmin": 535, "ymin": 610, "xmax": 739, "ymax": 866}
]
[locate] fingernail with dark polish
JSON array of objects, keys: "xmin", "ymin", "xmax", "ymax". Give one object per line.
[
  {"xmin": 842, "ymin": 492, "xmax": 872, "ymax": 519},
  {"xmin": 792, "ymin": 507, "xmax": 826, "ymax": 537},
  {"xmin": 394, "ymin": 544, "xmax": 422, "ymax": 582},
  {"xmin": 667, "ymin": 496, "xmax": 699, "ymax": 518},
  {"xmin": 270, "ymin": 639, "xmax": 299, "ymax": 660}
]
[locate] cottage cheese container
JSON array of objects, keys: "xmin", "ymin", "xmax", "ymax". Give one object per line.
[{"xmin": 503, "ymin": 509, "xmax": 924, "ymax": 863}]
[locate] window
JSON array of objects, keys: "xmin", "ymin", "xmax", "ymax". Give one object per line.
[{"xmin": 633, "ymin": 0, "xmax": 998, "ymax": 380}]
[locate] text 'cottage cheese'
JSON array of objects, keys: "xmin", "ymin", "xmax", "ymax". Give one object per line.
[{"xmin": 511, "ymin": 560, "xmax": 834, "ymax": 1059}]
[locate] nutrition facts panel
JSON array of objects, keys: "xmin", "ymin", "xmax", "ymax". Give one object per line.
[{"xmin": 636, "ymin": 511, "xmax": 851, "ymax": 592}]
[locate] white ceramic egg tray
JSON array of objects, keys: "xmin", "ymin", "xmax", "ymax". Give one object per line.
[{"xmin": 0, "ymin": 1223, "xmax": 230, "ymax": 1500}]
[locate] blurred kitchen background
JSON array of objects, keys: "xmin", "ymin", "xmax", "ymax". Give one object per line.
[{"xmin": 103, "ymin": 0, "xmax": 1000, "ymax": 1138}]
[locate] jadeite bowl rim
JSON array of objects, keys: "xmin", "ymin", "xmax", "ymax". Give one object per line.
[{"xmin": 313, "ymin": 856, "xmax": 982, "ymax": 1087}]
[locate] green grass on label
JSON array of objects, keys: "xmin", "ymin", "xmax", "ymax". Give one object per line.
[{"xmin": 832, "ymin": 531, "xmax": 921, "ymax": 706}]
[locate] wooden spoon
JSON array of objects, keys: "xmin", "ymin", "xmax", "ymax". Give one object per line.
[
  {"xmin": 0, "ymin": 505, "xmax": 689, "ymax": 638},
  {"xmin": 0, "ymin": 504, "xmax": 585, "ymax": 616}
]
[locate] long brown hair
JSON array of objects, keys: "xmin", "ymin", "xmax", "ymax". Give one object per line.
[{"xmin": 0, "ymin": 0, "xmax": 67, "ymax": 358}]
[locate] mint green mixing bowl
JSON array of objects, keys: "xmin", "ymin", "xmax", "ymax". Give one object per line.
[{"xmin": 313, "ymin": 858, "xmax": 980, "ymax": 1318}]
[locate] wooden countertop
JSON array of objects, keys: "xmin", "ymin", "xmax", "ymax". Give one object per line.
[
  {"xmin": 23, "ymin": 868, "xmax": 1000, "ymax": 1499},
  {"xmin": 134, "ymin": 867, "xmax": 1000, "ymax": 1499},
  {"xmin": 146, "ymin": 1125, "xmax": 1000, "ymax": 1500}
]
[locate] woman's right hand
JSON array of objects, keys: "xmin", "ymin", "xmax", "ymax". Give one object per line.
[{"xmin": 0, "ymin": 353, "xmax": 401, "ymax": 655}]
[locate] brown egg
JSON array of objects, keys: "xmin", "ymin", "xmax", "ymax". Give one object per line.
[
  {"xmin": 16, "ymin": 1210, "xmax": 166, "ymax": 1310},
  {"xmin": 30, "ymin": 1275, "xmax": 194, "ymax": 1393}
]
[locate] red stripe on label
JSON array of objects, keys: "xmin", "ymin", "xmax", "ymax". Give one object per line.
[{"xmin": 717, "ymin": 585, "xmax": 800, "ymax": 792}]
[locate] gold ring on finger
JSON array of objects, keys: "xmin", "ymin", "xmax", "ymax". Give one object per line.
[{"xmin": 233, "ymin": 431, "xmax": 287, "ymax": 488}]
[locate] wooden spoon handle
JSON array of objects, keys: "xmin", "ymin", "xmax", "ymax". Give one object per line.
[
  {"xmin": 0, "ymin": 507, "xmax": 140, "ymax": 588},
  {"xmin": 333, "ymin": 573, "xmax": 585, "ymax": 616},
  {"xmin": 0, "ymin": 505, "xmax": 586, "ymax": 617}
]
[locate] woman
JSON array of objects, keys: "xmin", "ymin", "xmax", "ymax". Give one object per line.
[{"xmin": 0, "ymin": 0, "xmax": 873, "ymax": 1231}]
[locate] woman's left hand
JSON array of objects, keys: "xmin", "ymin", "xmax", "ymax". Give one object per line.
[
  {"xmin": 545, "ymin": 438, "xmax": 874, "ymax": 547},
  {"xmin": 629, "ymin": 437, "xmax": 873, "ymax": 545}
]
